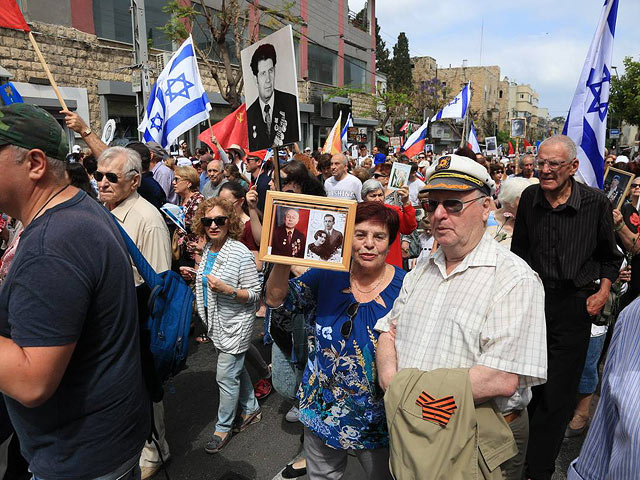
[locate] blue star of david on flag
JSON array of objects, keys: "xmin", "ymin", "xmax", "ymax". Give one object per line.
[
  {"xmin": 138, "ymin": 35, "xmax": 211, "ymax": 148},
  {"xmin": 563, "ymin": 0, "xmax": 618, "ymax": 188},
  {"xmin": 586, "ymin": 66, "xmax": 610, "ymax": 121},
  {"xmin": 432, "ymin": 83, "xmax": 470, "ymax": 122},
  {"xmin": 166, "ymin": 73, "xmax": 194, "ymax": 103},
  {"xmin": 150, "ymin": 112, "xmax": 163, "ymax": 131}
]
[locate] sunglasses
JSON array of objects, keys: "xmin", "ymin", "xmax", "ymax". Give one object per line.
[
  {"xmin": 422, "ymin": 196, "xmax": 485, "ymax": 213},
  {"xmin": 632, "ymin": 184, "xmax": 640, "ymax": 188},
  {"xmin": 94, "ymin": 169, "xmax": 138, "ymax": 183},
  {"xmin": 341, "ymin": 302, "xmax": 360, "ymax": 338},
  {"xmin": 201, "ymin": 216, "xmax": 228, "ymax": 227},
  {"xmin": 373, "ymin": 173, "xmax": 388, "ymax": 179}
]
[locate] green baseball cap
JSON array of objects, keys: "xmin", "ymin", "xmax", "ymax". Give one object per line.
[{"xmin": 0, "ymin": 103, "xmax": 69, "ymax": 162}]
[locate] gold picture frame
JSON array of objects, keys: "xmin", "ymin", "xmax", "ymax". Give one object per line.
[
  {"xmin": 603, "ymin": 166, "xmax": 635, "ymax": 211},
  {"xmin": 259, "ymin": 191, "xmax": 357, "ymax": 271}
]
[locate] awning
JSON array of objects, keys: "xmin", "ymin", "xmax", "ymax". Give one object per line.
[{"xmin": 377, "ymin": 135, "xmax": 389, "ymax": 142}]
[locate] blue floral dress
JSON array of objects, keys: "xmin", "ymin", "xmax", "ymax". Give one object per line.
[{"xmin": 279, "ymin": 266, "xmax": 406, "ymax": 450}]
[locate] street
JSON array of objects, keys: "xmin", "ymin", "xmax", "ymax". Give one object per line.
[{"xmin": 161, "ymin": 321, "xmax": 586, "ymax": 480}]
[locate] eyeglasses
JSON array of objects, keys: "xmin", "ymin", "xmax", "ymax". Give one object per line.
[
  {"xmin": 373, "ymin": 173, "xmax": 388, "ymax": 179},
  {"xmin": 341, "ymin": 302, "xmax": 360, "ymax": 338},
  {"xmin": 94, "ymin": 169, "xmax": 139, "ymax": 183},
  {"xmin": 632, "ymin": 184, "xmax": 640, "ymax": 189},
  {"xmin": 422, "ymin": 196, "xmax": 486, "ymax": 213},
  {"xmin": 201, "ymin": 216, "xmax": 228, "ymax": 227},
  {"xmin": 172, "ymin": 177, "xmax": 186, "ymax": 183},
  {"xmin": 536, "ymin": 157, "xmax": 569, "ymax": 171}
]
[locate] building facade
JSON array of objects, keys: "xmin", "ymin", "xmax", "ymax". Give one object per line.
[{"xmin": 0, "ymin": 0, "xmax": 379, "ymax": 151}]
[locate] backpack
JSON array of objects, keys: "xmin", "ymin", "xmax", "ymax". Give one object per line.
[{"xmin": 112, "ymin": 219, "xmax": 194, "ymax": 383}]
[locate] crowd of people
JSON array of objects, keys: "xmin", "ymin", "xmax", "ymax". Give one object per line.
[{"xmin": 1, "ymin": 101, "xmax": 639, "ymax": 480}]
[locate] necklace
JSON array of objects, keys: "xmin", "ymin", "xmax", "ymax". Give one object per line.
[
  {"xmin": 30, "ymin": 184, "xmax": 70, "ymax": 223},
  {"xmin": 351, "ymin": 267, "xmax": 386, "ymax": 294}
]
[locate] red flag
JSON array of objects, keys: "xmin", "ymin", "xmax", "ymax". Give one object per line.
[
  {"xmin": 508, "ymin": 141, "xmax": 514, "ymax": 155},
  {"xmin": 399, "ymin": 120, "xmax": 409, "ymax": 132},
  {"xmin": 523, "ymin": 139, "xmax": 532, "ymax": 148},
  {"xmin": 0, "ymin": 0, "xmax": 30, "ymax": 31},
  {"xmin": 198, "ymin": 104, "xmax": 248, "ymax": 159}
]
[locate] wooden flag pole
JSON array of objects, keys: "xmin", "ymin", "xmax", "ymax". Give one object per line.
[
  {"xmin": 272, "ymin": 146, "xmax": 281, "ymax": 191},
  {"xmin": 27, "ymin": 31, "xmax": 67, "ymax": 110}
]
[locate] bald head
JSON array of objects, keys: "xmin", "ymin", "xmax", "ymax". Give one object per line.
[
  {"xmin": 207, "ymin": 159, "xmax": 225, "ymax": 185},
  {"xmin": 539, "ymin": 135, "xmax": 577, "ymax": 163},
  {"xmin": 330, "ymin": 153, "xmax": 348, "ymax": 180}
]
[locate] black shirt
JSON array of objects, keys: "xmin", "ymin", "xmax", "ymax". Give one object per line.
[
  {"xmin": 138, "ymin": 171, "xmax": 167, "ymax": 210},
  {"xmin": 0, "ymin": 191, "xmax": 150, "ymax": 479},
  {"xmin": 511, "ymin": 178, "xmax": 622, "ymax": 287},
  {"xmin": 620, "ymin": 200, "xmax": 640, "ymax": 295}
]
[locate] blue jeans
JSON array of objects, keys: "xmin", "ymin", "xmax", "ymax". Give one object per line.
[
  {"xmin": 216, "ymin": 350, "xmax": 259, "ymax": 432},
  {"xmin": 578, "ymin": 333, "xmax": 607, "ymax": 394},
  {"xmin": 271, "ymin": 342, "xmax": 304, "ymax": 401}
]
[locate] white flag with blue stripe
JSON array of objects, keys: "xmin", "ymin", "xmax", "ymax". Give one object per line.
[
  {"xmin": 563, "ymin": 0, "xmax": 618, "ymax": 188},
  {"xmin": 138, "ymin": 35, "xmax": 211, "ymax": 148},
  {"xmin": 431, "ymin": 83, "xmax": 470, "ymax": 121},
  {"xmin": 341, "ymin": 112, "xmax": 354, "ymax": 152},
  {"xmin": 468, "ymin": 122, "xmax": 481, "ymax": 154}
]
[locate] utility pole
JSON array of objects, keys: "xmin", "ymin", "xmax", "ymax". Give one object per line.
[{"xmin": 130, "ymin": 0, "xmax": 151, "ymax": 136}]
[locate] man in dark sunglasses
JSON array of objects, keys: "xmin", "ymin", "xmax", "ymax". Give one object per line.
[
  {"xmin": 376, "ymin": 153, "xmax": 547, "ymax": 480},
  {"xmin": 98, "ymin": 146, "xmax": 172, "ymax": 477}
]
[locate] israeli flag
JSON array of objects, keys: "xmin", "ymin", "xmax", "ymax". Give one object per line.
[
  {"xmin": 341, "ymin": 112, "xmax": 354, "ymax": 152},
  {"xmin": 138, "ymin": 35, "xmax": 211, "ymax": 148},
  {"xmin": 563, "ymin": 0, "xmax": 618, "ymax": 188},
  {"xmin": 432, "ymin": 83, "xmax": 470, "ymax": 122}
]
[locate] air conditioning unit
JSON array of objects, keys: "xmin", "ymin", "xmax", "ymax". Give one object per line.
[{"xmin": 156, "ymin": 52, "xmax": 173, "ymax": 71}]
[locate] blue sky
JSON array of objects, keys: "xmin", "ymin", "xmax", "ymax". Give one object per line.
[{"xmin": 352, "ymin": 0, "xmax": 639, "ymax": 119}]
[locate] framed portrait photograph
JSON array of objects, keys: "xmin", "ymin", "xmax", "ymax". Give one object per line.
[
  {"xmin": 240, "ymin": 25, "xmax": 301, "ymax": 151},
  {"xmin": 511, "ymin": 118, "xmax": 526, "ymax": 139},
  {"xmin": 603, "ymin": 166, "xmax": 635, "ymax": 210},
  {"xmin": 388, "ymin": 162, "xmax": 412, "ymax": 190},
  {"xmin": 485, "ymin": 136, "xmax": 498, "ymax": 156},
  {"xmin": 259, "ymin": 191, "xmax": 357, "ymax": 271},
  {"xmin": 425, "ymin": 143, "xmax": 434, "ymax": 153}
]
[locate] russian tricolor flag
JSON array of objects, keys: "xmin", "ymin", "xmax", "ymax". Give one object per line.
[
  {"xmin": 467, "ymin": 122, "xmax": 480, "ymax": 154},
  {"xmin": 401, "ymin": 120, "xmax": 429, "ymax": 158}
]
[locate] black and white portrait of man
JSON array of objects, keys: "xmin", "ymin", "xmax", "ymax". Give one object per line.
[{"xmin": 241, "ymin": 26, "xmax": 301, "ymax": 151}]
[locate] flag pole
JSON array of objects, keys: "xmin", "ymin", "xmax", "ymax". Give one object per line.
[
  {"xmin": 272, "ymin": 146, "xmax": 281, "ymax": 191},
  {"xmin": 27, "ymin": 31, "xmax": 67, "ymax": 110}
]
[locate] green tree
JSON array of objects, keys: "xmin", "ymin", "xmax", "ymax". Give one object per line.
[
  {"xmin": 390, "ymin": 32, "xmax": 412, "ymax": 92},
  {"xmin": 610, "ymin": 56, "xmax": 640, "ymax": 128},
  {"xmin": 375, "ymin": 22, "xmax": 391, "ymax": 75},
  {"xmin": 161, "ymin": 0, "xmax": 302, "ymax": 110}
]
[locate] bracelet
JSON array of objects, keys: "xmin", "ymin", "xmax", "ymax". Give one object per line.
[{"xmin": 614, "ymin": 222, "xmax": 624, "ymax": 232}]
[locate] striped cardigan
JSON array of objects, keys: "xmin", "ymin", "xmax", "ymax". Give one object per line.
[{"xmin": 195, "ymin": 238, "xmax": 261, "ymax": 354}]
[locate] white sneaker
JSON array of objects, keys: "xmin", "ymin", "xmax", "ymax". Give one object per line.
[{"xmin": 285, "ymin": 405, "xmax": 300, "ymax": 423}]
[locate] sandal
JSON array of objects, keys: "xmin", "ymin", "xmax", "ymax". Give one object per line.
[
  {"xmin": 196, "ymin": 334, "xmax": 211, "ymax": 344},
  {"xmin": 204, "ymin": 432, "xmax": 232, "ymax": 454},
  {"xmin": 254, "ymin": 378, "xmax": 273, "ymax": 400},
  {"xmin": 232, "ymin": 409, "xmax": 262, "ymax": 433}
]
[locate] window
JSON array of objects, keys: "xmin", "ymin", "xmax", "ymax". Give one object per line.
[
  {"xmin": 308, "ymin": 43, "xmax": 337, "ymax": 85},
  {"xmin": 93, "ymin": 0, "xmax": 171, "ymax": 50},
  {"xmin": 520, "ymin": 94, "xmax": 524, "ymax": 99},
  {"xmin": 499, "ymin": 90, "xmax": 503, "ymax": 99},
  {"xmin": 190, "ymin": 6, "xmax": 248, "ymax": 65},
  {"xmin": 344, "ymin": 55, "xmax": 366, "ymax": 89}
]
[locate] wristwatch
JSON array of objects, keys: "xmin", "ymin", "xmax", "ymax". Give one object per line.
[
  {"xmin": 80, "ymin": 127, "xmax": 92, "ymax": 138},
  {"xmin": 230, "ymin": 288, "xmax": 238, "ymax": 299}
]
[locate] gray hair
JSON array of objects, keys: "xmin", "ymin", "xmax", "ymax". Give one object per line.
[
  {"xmin": 98, "ymin": 146, "xmax": 142, "ymax": 179},
  {"xmin": 519, "ymin": 153, "xmax": 535, "ymax": 169},
  {"xmin": 332, "ymin": 153, "xmax": 348, "ymax": 166},
  {"xmin": 361, "ymin": 179, "xmax": 384, "ymax": 199},
  {"xmin": 539, "ymin": 135, "xmax": 577, "ymax": 162},
  {"xmin": 12, "ymin": 145, "xmax": 66, "ymax": 179},
  {"xmin": 498, "ymin": 177, "xmax": 532, "ymax": 208}
]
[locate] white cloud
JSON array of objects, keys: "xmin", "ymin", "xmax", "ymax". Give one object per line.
[{"xmin": 374, "ymin": 0, "xmax": 640, "ymax": 116}]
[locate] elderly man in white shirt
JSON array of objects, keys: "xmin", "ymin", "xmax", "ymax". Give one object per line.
[{"xmin": 375, "ymin": 154, "xmax": 547, "ymax": 480}]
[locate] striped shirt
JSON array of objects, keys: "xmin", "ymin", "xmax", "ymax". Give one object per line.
[
  {"xmin": 511, "ymin": 178, "xmax": 622, "ymax": 287},
  {"xmin": 568, "ymin": 298, "xmax": 640, "ymax": 479},
  {"xmin": 375, "ymin": 232, "xmax": 547, "ymax": 412},
  {"xmin": 195, "ymin": 238, "xmax": 261, "ymax": 354}
]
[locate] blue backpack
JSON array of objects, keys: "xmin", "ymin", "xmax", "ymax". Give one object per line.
[{"xmin": 113, "ymin": 220, "xmax": 194, "ymax": 383}]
